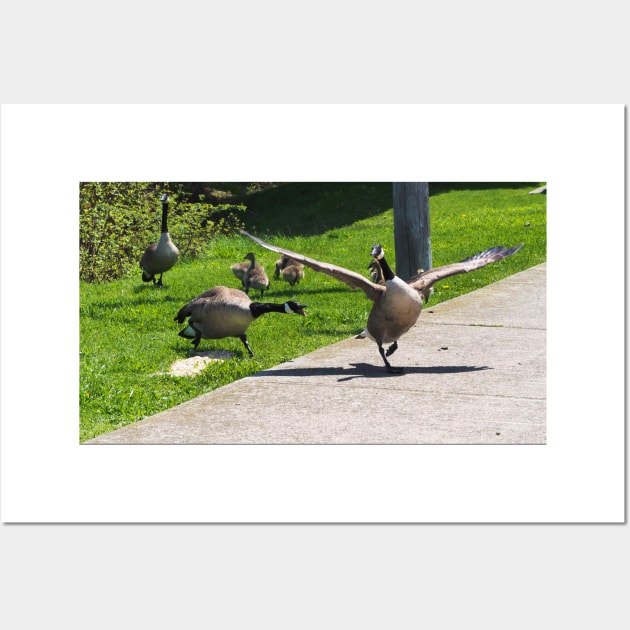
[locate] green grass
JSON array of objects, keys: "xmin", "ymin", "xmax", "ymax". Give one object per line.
[{"xmin": 80, "ymin": 182, "xmax": 546, "ymax": 442}]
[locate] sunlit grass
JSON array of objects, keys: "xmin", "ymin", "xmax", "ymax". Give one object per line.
[{"xmin": 80, "ymin": 183, "xmax": 546, "ymax": 441}]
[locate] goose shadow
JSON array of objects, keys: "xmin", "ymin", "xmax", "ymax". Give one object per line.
[{"xmin": 253, "ymin": 363, "xmax": 491, "ymax": 382}]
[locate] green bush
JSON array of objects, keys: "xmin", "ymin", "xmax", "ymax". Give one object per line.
[{"xmin": 79, "ymin": 182, "xmax": 246, "ymax": 283}]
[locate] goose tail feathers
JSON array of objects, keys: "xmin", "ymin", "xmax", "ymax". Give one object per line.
[{"xmin": 174, "ymin": 305, "xmax": 191, "ymax": 324}]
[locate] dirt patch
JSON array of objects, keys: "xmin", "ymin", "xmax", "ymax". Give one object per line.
[{"xmin": 168, "ymin": 351, "xmax": 235, "ymax": 376}]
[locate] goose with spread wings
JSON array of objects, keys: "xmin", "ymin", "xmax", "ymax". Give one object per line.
[{"xmin": 240, "ymin": 229, "xmax": 523, "ymax": 373}]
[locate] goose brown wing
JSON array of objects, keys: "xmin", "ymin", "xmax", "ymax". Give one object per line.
[
  {"xmin": 408, "ymin": 244, "xmax": 524, "ymax": 292},
  {"xmin": 239, "ymin": 229, "xmax": 384, "ymax": 302},
  {"xmin": 174, "ymin": 286, "xmax": 248, "ymax": 323}
]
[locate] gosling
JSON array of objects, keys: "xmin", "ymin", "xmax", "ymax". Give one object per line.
[{"xmin": 243, "ymin": 252, "xmax": 270, "ymax": 297}]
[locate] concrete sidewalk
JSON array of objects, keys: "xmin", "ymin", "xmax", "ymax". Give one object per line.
[{"xmin": 86, "ymin": 264, "xmax": 546, "ymax": 445}]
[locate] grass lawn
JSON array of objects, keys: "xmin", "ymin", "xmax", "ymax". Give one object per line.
[{"xmin": 80, "ymin": 182, "xmax": 546, "ymax": 441}]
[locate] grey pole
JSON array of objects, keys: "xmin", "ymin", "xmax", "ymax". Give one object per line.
[{"xmin": 393, "ymin": 182, "xmax": 432, "ymax": 280}]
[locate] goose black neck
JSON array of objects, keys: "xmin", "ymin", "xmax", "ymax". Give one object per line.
[
  {"xmin": 249, "ymin": 302, "xmax": 286, "ymax": 319},
  {"xmin": 248, "ymin": 255, "xmax": 256, "ymax": 270},
  {"xmin": 378, "ymin": 254, "xmax": 396, "ymax": 281},
  {"xmin": 161, "ymin": 200, "xmax": 169, "ymax": 233}
]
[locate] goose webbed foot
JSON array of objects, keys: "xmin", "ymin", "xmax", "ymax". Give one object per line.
[
  {"xmin": 378, "ymin": 344, "xmax": 404, "ymax": 374},
  {"xmin": 385, "ymin": 341, "xmax": 398, "ymax": 357},
  {"xmin": 239, "ymin": 334, "xmax": 255, "ymax": 357},
  {"xmin": 155, "ymin": 274, "xmax": 164, "ymax": 287}
]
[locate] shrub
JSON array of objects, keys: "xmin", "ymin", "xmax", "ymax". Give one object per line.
[{"xmin": 79, "ymin": 182, "xmax": 246, "ymax": 283}]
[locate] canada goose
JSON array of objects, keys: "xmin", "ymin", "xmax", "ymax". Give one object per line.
[
  {"xmin": 274, "ymin": 255, "xmax": 293, "ymax": 278},
  {"xmin": 357, "ymin": 264, "xmax": 429, "ymax": 338},
  {"xmin": 243, "ymin": 252, "xmax": 270, "ymax": 297},
  {"xmin": 139, "ymin": 193, "xmax": 179, "ymax": 286},
  {"xmin": 280, "ymin": 263, "xmax": 305, "ymax": 287},
  {"xmin": 231, "ymin": 258, "xmax": 262, "ymax": 288},
  {"xmin": 274, "ymin": 255, "xmax": 304, "ymax": 286},
  {"xmin": 239, "ymin": 228, "xmax": 523, "ymax": 373},
  {"xmin": 174, "ymin": 286, "xmax": 307, "ymax": 356}
]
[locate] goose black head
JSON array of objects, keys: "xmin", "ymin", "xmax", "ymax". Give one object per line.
[
  {"xmin": 371, "ymin": 244, "xmax": 384, "ymax": 259},
  {"xmin": 285, "ymin": 301, "xmax": 308, "ymax": 316},
  {"xmin": 244, "ymin": 252, "xmax": 256, "ymax": 262}
]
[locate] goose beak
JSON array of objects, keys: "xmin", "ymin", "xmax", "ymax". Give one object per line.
[{"xmin": 297, "ymin": 304, "xmax": 308, "ymax": 316}]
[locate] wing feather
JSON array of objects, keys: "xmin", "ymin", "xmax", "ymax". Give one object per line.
[
  {"xmin": 408, "ymin": 244, "xmax": 524, "ymax": 292},
  {"xmin": 239, "ymin": 229, "xmax": 384, "ymax": 302}
]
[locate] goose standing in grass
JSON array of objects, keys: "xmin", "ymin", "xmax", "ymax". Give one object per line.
[
  {"xmin": 174, "ymin": 286, "xmax": 307, "ymax": 356},
  {"xmin": 280, "ymin": 263, "xmax": 305, "ymax": 287},
  {"xmin": 274, "ymin": 255, "xmax": 292, "ymax": 278},
  {"xmin": 275, "ymin": 255, "xmax": 305, "ymax": 288},
  {"xmin": 243, "ymin": 252, "xmax": 270, "ymax": 297},
  {"xmin": 140, "ymin": 193, "xmax": 179, "ymax": 286},
  {"xmin": 240, "ymin": 229, "xmax": 523, "ymax": 373},
  {"xmin": 367, "ymin": 259, "xmax": 385, "ymax": 284},
  {"xmin": 231, "ymin": 257, "xmax": 262, "ymax": 288}
]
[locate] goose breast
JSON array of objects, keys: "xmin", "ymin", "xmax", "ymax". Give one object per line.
[{"xmin": 367, "ymin": 277, "xmax": 423, "ymax": 344}]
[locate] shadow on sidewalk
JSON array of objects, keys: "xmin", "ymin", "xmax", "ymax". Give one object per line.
[{"xmin": 253, "ymin": 363, "xmax": 491, "ymax": 382}]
